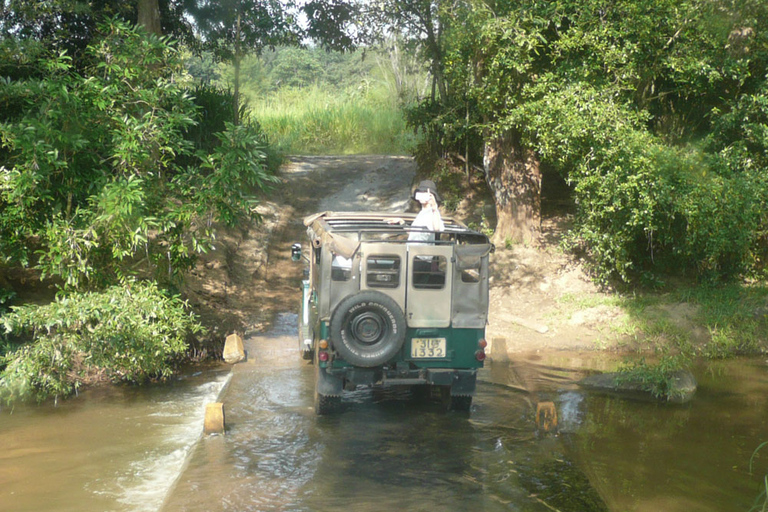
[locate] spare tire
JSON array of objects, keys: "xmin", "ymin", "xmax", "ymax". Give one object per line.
[{"xmin": 329, "ymin": 291, "xmax": 407, "ymax": 367}]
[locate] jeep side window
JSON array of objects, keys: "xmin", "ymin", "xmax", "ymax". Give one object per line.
[
  {"xmin": 331, "ymin": 254, "xmax": 352, "ymax": 281},
  {"xmin": 366, "ymin": 255, "xmax": 401, "ymax": 288},
  {"xmin": 412, "ymin": 255, "xmax": 447, "ymax": 289}
]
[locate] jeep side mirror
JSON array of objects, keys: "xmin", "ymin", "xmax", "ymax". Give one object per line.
[{"xmin": 291, "ymin": 243, "xmax": 302, "ymax": 262}]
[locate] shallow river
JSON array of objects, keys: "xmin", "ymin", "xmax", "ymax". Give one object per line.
[{"xmin": 1, "ymin": 313, "xmax": 766, "ymax": 511}]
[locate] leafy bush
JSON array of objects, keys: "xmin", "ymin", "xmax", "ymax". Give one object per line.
[
  {"xmin": 504, "ymin": 82, "xmax": 768, "ymax": 284},
  {"xmin": 177, "ymin": 121, "xmax": 280, "ymax": 227},
  {"xmin": 183, "ymin": 83, "xmax": 282, "ymax": 173},
  {"xmin": 0, "ymin": 279, "xmax": 204, "ymax": 403},
  {"xmin": 0, "ymin": 19, "xmax": 278, "ymax": 288}
]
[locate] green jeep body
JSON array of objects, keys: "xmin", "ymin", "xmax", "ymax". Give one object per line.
[{"xmin": 295, "ymin": 211, "xmax": 493, "ymax": 414}]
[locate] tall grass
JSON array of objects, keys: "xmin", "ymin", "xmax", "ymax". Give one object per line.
[{"xmin": 248, "ymin": 84, "xmax": 420, "ymax": 155}]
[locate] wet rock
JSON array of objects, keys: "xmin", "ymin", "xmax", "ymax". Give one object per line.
[
  {"xmin": 223, "ymin": 333, "xmax": 246, "ymax": 364},
  {"xmin": 578, "ymin": 369, "xmax": 697, "ymax": 404}
]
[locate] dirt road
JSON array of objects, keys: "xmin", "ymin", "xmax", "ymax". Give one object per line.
[{"xmin": 183, "ymin": 155, "xmax": 628, "ymax": 358}]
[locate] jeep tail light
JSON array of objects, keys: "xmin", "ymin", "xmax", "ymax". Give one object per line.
[
  {"xmin": 476, "ymin": 339, "xmax": 487, "ymax": 362},
  {"xmin": 319, "ymin": 339, "xmax": 328, "ymax": 350},
  {"xmin": 318, "ymin": 351, "xmax": 329, "ymax": 362}
]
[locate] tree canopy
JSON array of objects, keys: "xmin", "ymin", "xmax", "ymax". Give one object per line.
[
  {"xmin": 406, "ymin": 0, "xmax": 768, "ymax": 284},
  {"xmin": 0, "ymin": 18, "xmax": 278, "ymax": 287}
]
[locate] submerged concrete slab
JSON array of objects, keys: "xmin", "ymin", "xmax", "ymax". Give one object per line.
[{"xmin": 578, "ymin": 369, "xmax": 697, "ymax": 404}]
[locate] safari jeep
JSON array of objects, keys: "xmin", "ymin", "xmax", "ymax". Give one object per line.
[{"xmin": 293, "ymin": 211, "xmax": 493, "ymax": 415}]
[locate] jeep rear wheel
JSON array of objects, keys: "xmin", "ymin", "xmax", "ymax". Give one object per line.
[{"xmin": 329, "ymin": 291, "xmax": 406, "ymax": 368}]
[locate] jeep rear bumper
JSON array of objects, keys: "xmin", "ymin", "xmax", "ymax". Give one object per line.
[{"xmin": 326, "ymin": 366, "xmax": 478, "ymax": 395}]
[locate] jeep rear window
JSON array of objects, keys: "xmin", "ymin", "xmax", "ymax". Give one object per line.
[
  {"xmin": 366, "ymin": 255, "xmax": 401, "ymax": 288},
  {"xmin": 412, "ymin": 255, "xmax": 447, "ymax": 289}
]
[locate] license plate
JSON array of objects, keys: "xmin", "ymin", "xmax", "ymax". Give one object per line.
[{"xmin": 410, "ymin": 338, "xmax": 447, "ymax": 359}]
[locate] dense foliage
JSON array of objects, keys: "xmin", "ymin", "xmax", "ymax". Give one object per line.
[
  {"xmin": 0, "ymin": 19, "xmax": 278, "ymax": 288},
  {"xmin": 0, "ymin": 280, "xmax": 203, "ymax": 403},
  {"xmin": 0, "ymin": 20, "xmax": 278, "ymax": 401},
  {"xmin": 408, "ymin": 0, "xmax": 768, "ymax": 284}
]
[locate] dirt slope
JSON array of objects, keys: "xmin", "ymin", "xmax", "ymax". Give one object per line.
[{"xmin": 183, "ymin": 155, "xmax": 628, "ymax": 357}]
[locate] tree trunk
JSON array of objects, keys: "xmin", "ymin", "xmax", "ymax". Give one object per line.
[
  {"xmin": 137, "ymin": 0, "xmax": 162, "ymax": 36},
  {"xmin": 483, "ymin": 131, "xmax": 541, "ymax": 245},
  {"xmin": 233, "ymin": 11, "xmax": 241, "ymax": 126}
]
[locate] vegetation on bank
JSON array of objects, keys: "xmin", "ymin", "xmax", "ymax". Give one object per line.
[
  {"xmin": 0, "ymin": 280, "xmax": 202, "ymax": 403},
  {"xmin": 0, "ymin": 20, "xmax": 278, "ymax": 403}
]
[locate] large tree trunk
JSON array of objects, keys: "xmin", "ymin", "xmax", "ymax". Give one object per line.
[
  {"xmin": 483, "ymin": 131, "xmax": 541, "ymax": 245},
  {"xmin": 137, "ymin": 0, "xmax": 162, "ymax": 36}
]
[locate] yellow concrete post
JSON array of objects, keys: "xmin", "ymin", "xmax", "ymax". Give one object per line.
[
  {"xmin": 204, "ymin": 402, "xmax": 225, "ymax": 434},
  {"xmin": 223, "ymin": 333, "xmax": 245, "ymax": 364}
]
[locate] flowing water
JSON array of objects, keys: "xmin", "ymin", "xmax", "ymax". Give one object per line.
[{"xmin": 1, "ymin": 313, "xmax": 766, "ymax": 511}]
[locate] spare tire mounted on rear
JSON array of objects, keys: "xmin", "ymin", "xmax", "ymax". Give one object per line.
[{"xmin": 329, "ymin": 291, "xmax": 407, "ymax": 367}]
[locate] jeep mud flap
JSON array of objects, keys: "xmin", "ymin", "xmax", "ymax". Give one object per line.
[
  {"xmin": 316, "ymin": 365, "xmax": 343, "ymax": 397},
  {"xmin": 425, "ymin": 369, "xmax": 477, "ymax": 395}
]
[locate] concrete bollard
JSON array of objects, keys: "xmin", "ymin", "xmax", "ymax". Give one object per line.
[
  {"xmin": 204, "ymin": 402, "xmax": 225, "ymax": 434},
  {"xmin": 223, "ymin": 333, "xmax": 246, "ymax": 364},
  {"xmin": 490, "ymin": 337, "xmax": 510, "ymax": 362}
]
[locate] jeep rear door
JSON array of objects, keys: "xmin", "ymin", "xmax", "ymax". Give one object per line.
[{"xmin": 406, "ymin": 244, "xmax": 453, "ymax": 328}]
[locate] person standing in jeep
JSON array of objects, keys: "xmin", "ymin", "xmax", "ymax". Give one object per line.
[
  {"xmin": 388, "ymin": 180, "xmax": 445, "ymax": 243},
  {"xmin": 409, "ymin": 180, "xmax": 445, "ymax": 242}
]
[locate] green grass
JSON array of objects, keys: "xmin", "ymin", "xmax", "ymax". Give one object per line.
[
  {"xmin": 611, "ymin": 282, "xmax": 768, "ymax": 357},
  {"xmin": 554, "ymin": 281, "xmax": 768, "ymax": 358},
  {"xmin": 248, "ymin": 84, "xmax": 420, "ymax": 155}
]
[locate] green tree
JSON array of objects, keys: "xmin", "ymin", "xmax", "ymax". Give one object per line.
[
  {"xmin": 0, "ymin": 0, "xmax": 195, "ymax": 59},
  {"xmin": 412, "ymin": 0, "xmax": 768, "ymax": 282},
  {"xmin": 183, "ymin": 0, "xmax": 300, "ymax": 124},
  {"xmin": 0, "ymin": 19, "xmax": 277, "ymax": 288}
]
